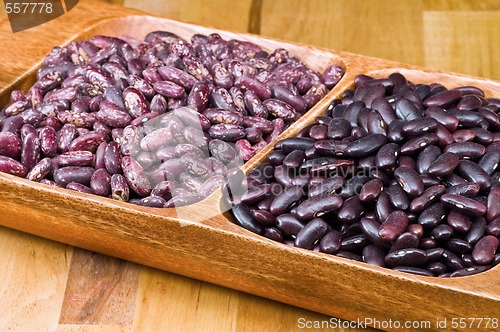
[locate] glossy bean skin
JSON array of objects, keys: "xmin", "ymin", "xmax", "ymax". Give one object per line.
[
  {"xmin": 270, "ymin": 185, "xmax": 305, "ymax": 215},
  {"xmin": 472, "ymin": 235, "xmax": 499, "ymax": 265},
  {"xmin": 455, "ymin": 160, "xmax": 492, "ymax": 191},
  {"xmin": 0, "ymin": 132, "xmax": 22, "ymax": 160},
  {"xmin": 121, "ymin": 156, "xmax": 151, "ymax": 197},
  {"xmin": 295, "ymin": 218, "xmax": 329, "ymax": 249},
  {"xmin": 427, "ymin": 152, "xmax": 459, "ymax": 177},
  {"xmin": 90, "ymin": 168, "xmax": 111, "ymax": 196},
  {"xmin": 394, "ymin": 167, "xmax": 424, "ymax": 197},
  {"xmin": 379, "ymin": 210, "xmax": 409, "ymax": 242},
  {"xmin": 486, "ymin": 187, "xmax": 500, "ymax": 222},
  {"xmin": 53, "ymin": 166, "xmax": 95, "ymax": 187},
  {"xmin": 441, "ymin": 194, "xmax": 487, "ymax": 217}
]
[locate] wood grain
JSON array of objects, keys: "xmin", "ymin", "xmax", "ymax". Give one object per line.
[{"xmin": 0, "ymin": 1, "xmax": 500, "ymax": 332}]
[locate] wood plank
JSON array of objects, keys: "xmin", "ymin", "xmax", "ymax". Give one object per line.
[
  {"xmin": 59, "ymin": 249, "xmax": 140, "ymax": 325},
  {"xmin": 422, "ymin": 0, "xmax": 500, "ymax": 10},
  {"xmin": 259, "ymin": 0, "xmax": 425, "ymax": 67},
  {"xmin": 0, "ymin": 227, "xmax": 72, "ymax": 331},
  {"xmin": 123, "ymin": 0, "xmax": 254, "ymax": 32},
  {"xmin": 423, "ymin": 11, "xmax": 500, "ymax": 80},
  {"xmin": 57, "ymin": 325, "xmax": 130, "ymax": 332}
]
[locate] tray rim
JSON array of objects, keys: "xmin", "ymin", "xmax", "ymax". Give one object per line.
[{"xmin": 1, "ymin": 11, "xmax": 500, "ymax": 331}]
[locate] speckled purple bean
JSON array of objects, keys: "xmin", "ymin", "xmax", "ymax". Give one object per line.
[
  {"xmin": 110, "ymin": 173, "xmax": 130, "ymax": 201},
  {"xmin": 121, "ymin": 156, "xmax": 151, "ymax": 197},
  {"xmin": 0, "ymin": 132, "xmax": 22, "ymax": 160},
  {"xmin": 53, "ymin": 166, "xmax": 95, "ymax": 187},
  {"xmin": 25, "ymin": 157, "xmax": 52, "ymax": 181}
]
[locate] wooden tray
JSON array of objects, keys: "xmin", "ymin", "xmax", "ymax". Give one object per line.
[{"xmin": 0, "ymin": 3, "xmax": 499, "ymax": 331}]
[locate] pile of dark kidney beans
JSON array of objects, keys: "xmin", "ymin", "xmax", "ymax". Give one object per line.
[
  {"xmin": 0, "ymin": 30, "xmax": 343, "ymax": 207},
  {"xmin": 227, "ymin": 72, "xmax": 500, "ymax": 277}
]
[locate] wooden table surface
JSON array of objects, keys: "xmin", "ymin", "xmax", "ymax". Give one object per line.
[{"xmin": 1, "ymin": 1, "xmax": 500, "ymax": 331}]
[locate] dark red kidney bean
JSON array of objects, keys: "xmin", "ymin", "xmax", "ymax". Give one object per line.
[
  {"xmin": 470, "ymin": 128, "xmax": 493, "ymax": 145},
  {"xmin": 336, "ymin": 251, "xmax": 363, "ymax": 262},
  {"xmin": 110, "ymin": 174, "xmax": 129, "ymax": 201},
  {"xmin": 26, "ymin": 157, "xmax": 52, "ymax": 181},
  {"xmin": 426, "ymin": 152, "xmax": 459, "ymax": 177},
  {"xmin": 424, "ymin": 106, "xmax": 458, "ymax": 132},
  {"xmin": 409, "ymin": 185, "xmax": 445, "ymax": 213},
  {"xmin": 362, "ymin": 85, "xmax": 386, "ymax": 108},
  {"xmin": 465, "ymin": 217, "xmax": 487, "ymax": 245},
  {"xmin": 366, "ymin": 110, "xmax": 387, "ymax": 135},
  {"xmin": 375, "ymin": 143, "xmax": 399, "ymax": 169},
  {"xmin": 447, "ymin": 210, "xmax": 471, "ymax": 233},
  {"xmin": 426, "ymin": 262, "xmax": 447, "ymax": 276},
  {"xmin": 395, "ymin": 97, "xmax": 422, "ymax": 121},
  {"xmin": 276, "ymin": 214, "xmax": 304, "ymax": 236},
  {"xmin": 425, "ymin": 248, "xmax": 445, "ymax": 263},
  {"xmin": 387, "ymin": 179, "xmax": 411, "ymax": 210},
  {"xmin": 454, "ymin": 86, "xmax": 484, "ymax": 97},
  {"xmin": 314, "ymin": 140, "xmax": 348, "ymax": 157},
  {"xmin": 394, "ymin": 167, "xmax": 424, "ymax": 197},
  {"xmin": 415, "ymin": 145, "xmax": 440, "ymax": 175},
  {"xmin": 90, "ymin": 168, "xmax": 111, "ymax": 196},
  {"xmin": 478, "ymin": 107, "xmax": 500, "ymax": 128},
  {"xmin": 359, "ymin": 179, "xmax": 383, "ymax": 203},
  {"xmin": 419, "ymin": 237, "xmax": 437, "ymax": 250},
  {"xmin": 308, "ymin": 124, "xmax": 328, "ymax": 141},
  {"xmin": 337, "ymin": 196, "xmax": 364, "ymax": 223},
  {"xmin": 56, "ymin": 150, "xmax": 94, "ymax": 167},
  {"xmin": 385, "ymin": 248, "xmax": 428, "ymax": 267},
  {"xmin": 423, "ymin": 89, "xmax": 461, "ymax": 108},
  {"xmin": 362, "ymin": 244, "xmax": 386, "ymax": 267},
  {"xmin": 252, "ymin": 209, "xmax": 276, "ymax": 227},
  {"xmin": 281, "ymin": 150, "xmax": 305, "ymax": 169},
  {"xmin": 386, "ymin": 120, "xmax": 405, "ymax": 143},
  {"xmin": 360, "ymin": 217, "xmax": 388, "ymax": 248},
  {"xmin": 379, "ymin": 210, "xmax": 409, "ymax": 242},
  {"xmin": 268, "ymin": 150, "xmax": 286, "ymax": 166},
  {"xmin": 21, "ymin": 132, "xmax": 40, "ymax": 170},
  {"xmin": 173, "ymin": 107, "xmax": 211, "ymax": 131},
  {"xmin": 121, "ymin": 156, "xmax": 151, "ymax": 197},
  {"xmin": 263, "ymin": 227, "xmax": 283, "ymax": 243},
  {"xmin": 68, "ymin": 131, "xmax": 108, "ymax": 153},
  {"xmin": 418, "ymin": 202, "xmax": 446, "ymax": 228},
  {"xmin": 486, "ymin": 187, "xmax": 500, "ymax": 222},
  {"xmin": 339, "ymin": 175, "xmax": 369, "ymax": 198},
  {"xmin": 279, "ymin": 138, "xmax": 315, "ymax": 153},
  {"xmin": 0, "ymin": 132, "xmax": 22, "ymax": 160},
  {"xmin": 272, "ymin": 165, "xmax": 292, "ymax": 187},
  {"xmin": 472, "ymin": 235, "xmax": 498, "ymax": 265},
  {"xmin": 452, "ymin": 129, "xmax": 475, "ymax": 143},
  {"xmin": 446, "ymin": 238, "xmax": 473, "ymax": 255},
  {"xmin": 441, "ymin": 173, "xmax": 468, "ymax": 187},
  {"xmin": 371, "ymin": 97, "xmax": 397, "ymax": 125},
  {"xmin": 486, "ymin": 217, "xmax": 500, "ymax": 237},
  {"xmin": 307, "ymin": 176, "xmax": 345, "ymax": 198},
  {"xmin": 390, "ymin": 232, "xmax": 420, "ymax": 253},
  {"xmin": 344, "ymin": 134, "xmax": 388, "ymax": 157},
  {"xmin": 103, "ymin": 141, "xmax": 122, "ymax": 175},
  {"xmin": 340, "ymin": 234, "xmax": 369, "ymax": 252},
  {"xmin": 315, "ymin": 115, "xmax": 333, "ymax": 126},
  {"xmin": 440, "ymin": 250, "xmax": 464, "ymax": 271},
  {"xmin": 295, "ymin": 217, "xmax": 329, "ymax": 250},
  {"xmin": 449, "ymin": 108, "xmax": 485, "ymax": 127},
  {"xmin": 327, "ymin": 118, "xmax": 352, "ymax": 140},
  {"xmin": 53, "ymin": 166, "xmax": 95, "ymax": 187},
  {"xmin": 395, "ymin": 266, "xmax": 435, "ymax": 276},
  {"xmin": 455, "ymin": 160, "xmax": 492, "ymax": 191},
  {"xmin": 400, "ymin": 133, "xmax": 439, "ymax": 155},
  {"xmin": 270, "ymin": 185, "xmax": 304, "ymax": 215},
  {"xmin": 430, "ymin": 224, "xmax": 454, "ymax": 241},
  {"xmin": 319, "ymin": 230, "xmax": 342, "ymax": 254},
  {"xmin": 231, "ymin": 203, "xmax": 264, "ymax": 235},
  {"xmin": 376, "ymin": 192, "xmax": 393, "ymax": 224},
  {"xmin": 478, "ymin": 147, "xmax": 500, "ymax": 175},
  {"xmin": 406, "ymin": 224, "xmax": 424, "ymax": 238},
  {"xmin": 441, "ymin": 194, "xmax": 486, "ymax": 217},
  {"xmin": 402, "ymin": 118, "xmax": 438, "ymax": 136},
  {"xmin": 449, "ymin": 265, "xmax": 490, "ymax": 277}
]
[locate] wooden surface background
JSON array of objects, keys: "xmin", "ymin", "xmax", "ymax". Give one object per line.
[{"xmin": 1, "ymin": 1, "xmax": 500, "ymax": 331}]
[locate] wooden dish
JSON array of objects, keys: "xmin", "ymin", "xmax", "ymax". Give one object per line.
[{"xmin": 0, "ymin": 4, "xmax": 499, "ymax": 331}]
